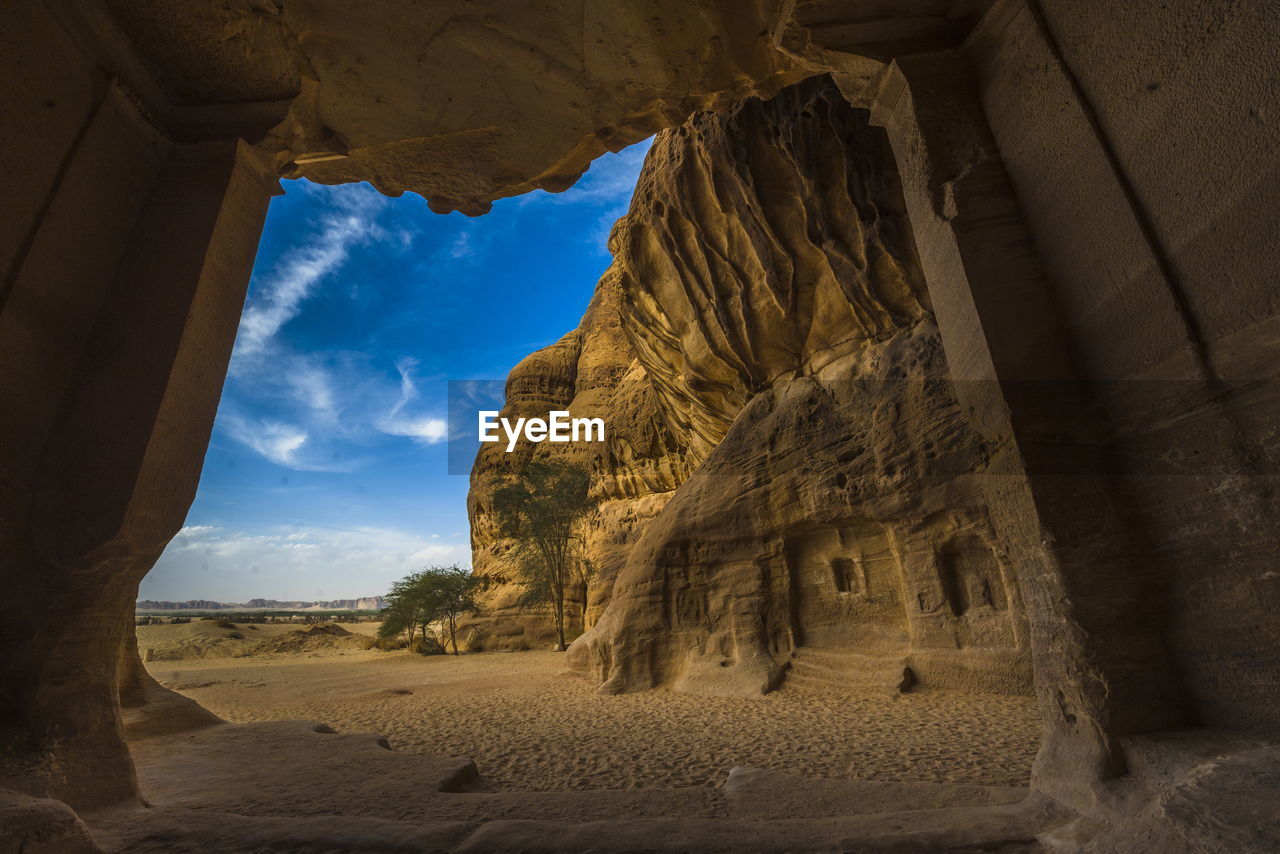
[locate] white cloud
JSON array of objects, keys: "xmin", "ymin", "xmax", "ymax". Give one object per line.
[
  {"xmin": 216, "ymin": 183, "xmax": 451, "ymax": 469},
  {"xmin": 447, "ymin": 230, "xmax": 475, "ymax": 259},
  {"xmin": 380, "ymin": 416, "xmax": 448, "ymax": 444},
  {"xmin": 234, "ymin": 242, "xmax": 345, "ymax": 360},
  {"xmin": 431, "ymin": 215, "xmax": 512, "ymax": 270},
  {"xmin": 233, "ymin": 186, "xmax": 386, "ymax": 366},
  {"xmin": 221, "ymin": 417, "xmax": 310, "ymax": 469},
  {"xmin": 218, "ymin": 413, "xmax": 368, "ymax": 473},
  {"xmin": 146, "ymin": 524, "xmax": 472, "ymax": 601},
  {"xmin": 220, "ymin": 348, "xmax": 447, "ymax": 468},
  {"xmin": 374, "ymin": 356, "xmax": 448, "ymax": 446},
  {"xmin": 282, "ymin": 355, "xmax": 339, "ymax": 425}
]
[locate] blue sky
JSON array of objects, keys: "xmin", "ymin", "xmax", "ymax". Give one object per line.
[{"xmin": 140, "ymin": 139, "xmax": 651, "ymax": 603}]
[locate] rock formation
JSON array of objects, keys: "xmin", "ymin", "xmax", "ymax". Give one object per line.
[
  {"xmin": 96, "ymin": 0, "xmax": 822, "ymax": 215},
  {"xmin": 465, "ymin": 269, "xmax": 688, "ymax": 650},
  {"xmin": 3, "ymin": 0, "xmax": 1279, "ymax": 851},
  {"xmin": 470, "ymin": 76, "xmax": 1033, "ymax": 697}
]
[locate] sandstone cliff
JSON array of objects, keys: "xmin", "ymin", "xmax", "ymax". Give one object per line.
[
  {"xmin": 468, "ymin": 76, "xmax": 1032, "ymax": 696},
  {"xmin": 465, "ymin": 270, "xmax": 688, "ymax": 649},
  {"xmin": 8, "ymin": 1, "xmax": 1278, "ymax": 844}
]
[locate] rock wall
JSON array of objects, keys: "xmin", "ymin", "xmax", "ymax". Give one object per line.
[
  {"xmin": 469, "ymin": 77, "xmax": 1033, "ymax": 696},
  {"xmin": 5, "ymin": 0, "xmax": 1278, "ymax": 843},
  {"xmin": 966, "ymin": 0, "xmax": 1280, "ymax": 741},
  {"xmin": 466, "ymin": 270, "xmax": 689, "ymax": 650}
]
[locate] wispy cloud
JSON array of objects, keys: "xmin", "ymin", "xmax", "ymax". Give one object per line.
[
  {"xmin": 376, "ymin": 357, "xmax": 448, "ymax": 445},
  {"xmin": 233, "ymin": 185, "xmax": 387, "ymax": 365},
  {"xmin": 431, "ymin": 213, "xmax": 513, "ymax": 270},
  {"xmin": 217, "ymin": 415, "xmax": 362, "ymax": 472},
  {"xmin": 218, "ymin": 183, "xmax": 452, "ymax": 469},
  {"xmin": 379, "ymin": 415, "xmax": 448, "ymax": 444},
  {"xmin": 282, "ymin": 355, "xmax": 339, "ymax": 426},
  {"xmin": 446, "ymin": 230, "xmax": 476, "ymax": 260}
]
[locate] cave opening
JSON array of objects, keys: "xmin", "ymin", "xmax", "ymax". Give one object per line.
[
  {"xmin": 131, "ymin": 141, "xmax": 656, "ymax": 775},
  {"xmin": 139, "ymin": 148, "xmax": 648, "ymax": 612},
  {"xmin": 8, "ymin": 2, "xmax": 1275, "ymax": 849},
  {"xmin": 128, "ymin": 80, "xmax": 1046, "ymax": 808}
]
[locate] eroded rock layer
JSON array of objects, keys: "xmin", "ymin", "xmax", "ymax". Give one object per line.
[
  {"xmin": 466, "ymin": 268, "xmax": 690, "ymax": 649},
  {"xmin": 469, "ymin": 76, "xmax": 1032, "ymax": 695}
]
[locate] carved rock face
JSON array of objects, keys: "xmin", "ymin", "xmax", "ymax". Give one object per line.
[{"xmin": 469, "ymin": 77, "xmax": 1033, "ymax": 694}]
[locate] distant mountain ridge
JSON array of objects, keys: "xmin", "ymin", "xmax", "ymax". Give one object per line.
[{"xmin": 136, "ymin": 596, "xmax": 387, "ymax": 612}]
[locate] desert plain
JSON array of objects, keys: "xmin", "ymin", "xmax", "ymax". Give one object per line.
[{"xmin": 136, "ymin": 620, "xmax": 1040, "ymax": 795}]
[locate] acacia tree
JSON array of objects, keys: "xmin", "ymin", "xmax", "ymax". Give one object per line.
[
  {"xmin": 492, "ymin": 461, "xmax": 594, "ymax": 651},
  {"xmin": 378, "ymin": 566, "xmax": 479, "ymax": 654},
  {"xmin": 430, "ymin": 565, "xmax": 480, "ymax": 655},
  {"xmin": 377, "ymin": 571, "xmax": 432, "ymax": 651}
]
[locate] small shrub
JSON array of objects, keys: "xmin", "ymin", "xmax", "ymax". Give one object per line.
[
  {"xmin": 214, "ymin": 618, "xmax": 236, "ymax": 629},
  {"xmin": 227, "ymin": 631, "xmax": 244, "ymax": 640}
]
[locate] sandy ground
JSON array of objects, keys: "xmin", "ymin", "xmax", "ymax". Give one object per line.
[
  {"xmin": 136, "ymin": 620, "xmax": 379, "ymax": 661},
  {"xmin": 142, "ymin": 637, "xmax": 1041, "ymax": 793}
]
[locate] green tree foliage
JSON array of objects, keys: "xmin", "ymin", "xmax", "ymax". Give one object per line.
[
  {"xmin": 492, "ymin": 461, "xmax": 594, "ymax": 651},
  {"xmin": 432, "ymin": 565, "xmax": 481, "ymax": 655},
  {"xmin": 378, "ymin": 565, "xmax": 480, "ymax": 655}
]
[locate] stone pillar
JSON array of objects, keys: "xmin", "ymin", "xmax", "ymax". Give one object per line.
[
  {"xmin": 857, "ymin": 51, "xmax": 1188, "ymax": 807},
  {"xmin": 0, "ymin": 127, "xmax": 276, "ymax": 807},
  {"xmin": 972, "ymin": 0, "xmax": 1280, "ymax": 743}
]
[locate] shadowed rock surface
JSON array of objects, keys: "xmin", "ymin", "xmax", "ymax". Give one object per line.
[
  {"xmin": 472, "ymin": 77, "xmax": 1034, "ymax": 701},
  {"xmin": 98, "ymin": 0, "xmax": 820, "ymax": 215},
  {"xmin": 2, "ymin": 0, "xmax": 1278, "ymax": 851}
]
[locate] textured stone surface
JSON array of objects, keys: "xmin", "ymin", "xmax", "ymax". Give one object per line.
[
  {"xmin": 472, "ymin": 77, "xmax": 1033, "ymax": 697},
  {"xmin": 968, "ymin": 0, "xmax": 1280, "ymax": 746},
  {"xmin": 102, "ymin": 0, "xmax": 821, "ymax": 215},
  {"xmin": 0, "ymin": 790, "xmax": 100, "ymax": 854},
  {"xmin": 2, "ymin": 0, "xmax": 1278, "ymax": 850},
  {"xmin": 85, "ymin": 717, "xmax": 1067, "ymax": 853},
  {"xmin": 466, "ymin": 272, "xmax": 686, "ymax": 650},
  {"xmin": 1039, "ymin": 731, "xmax": 1280, "ymax": 853}
]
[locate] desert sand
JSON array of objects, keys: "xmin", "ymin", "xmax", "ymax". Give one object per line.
[
  {"xmin": 139, "ymin": 628, "xmax": 1040, "ymax": 794},
  {"xmin": 136, "ymin": 619, "xmax": 378, "ymax": 661}
]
